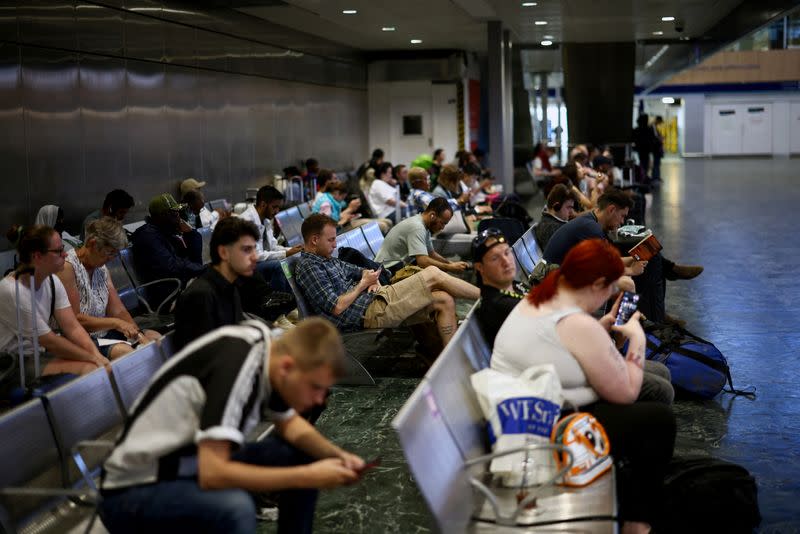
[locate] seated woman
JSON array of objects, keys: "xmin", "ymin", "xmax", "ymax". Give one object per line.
[
  {"xmin": 492, "ymin": 238, "xmax": 675, "ymax": 533},
  {"xmin": 57, "ymin": 217, "xmax": 160, "ymax": 360},
  {"xmin": 312, "ymin": 180, "xmax": 365, "ymax": 230},
  {"xmin": 0, "ymin": 225, "xmax": 109, "ymax": 377},
  {"xmin": 35, "ymin": 204, "xmax": 82, "ymax": 250}
]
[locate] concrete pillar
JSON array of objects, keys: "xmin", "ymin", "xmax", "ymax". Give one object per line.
[
  {"xmin": 487, "ymin": 21, "xmax": 513, "ymax": 192},
  {"xmin": 562, "ymin": 42, "xmax": 635, "ymax": 145},
  {"xmin": 539, "ymin": 72, "xmax": 549, "ymax": 144}
]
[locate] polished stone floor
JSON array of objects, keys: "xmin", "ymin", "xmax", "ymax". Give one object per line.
[{"xmin": 261, "ymin": 157, "xmax": 800, "ymax": 533}]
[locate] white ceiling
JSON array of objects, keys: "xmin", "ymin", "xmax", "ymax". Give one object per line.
[{"xmin": 237, "ymin": 0, "xmax": 746, "ymax": 52}]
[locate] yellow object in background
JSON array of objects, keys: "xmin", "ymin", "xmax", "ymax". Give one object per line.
[{"xmin": 657, "ymin": 119, "xmax": 679, "ymax": 154}]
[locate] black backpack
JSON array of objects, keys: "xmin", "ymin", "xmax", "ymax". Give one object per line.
[{"xmin": 655, "ymin": 456, "xmax": 761, "ymax": 533}]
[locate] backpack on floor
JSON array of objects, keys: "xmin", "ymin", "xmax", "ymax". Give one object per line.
[
  {"xmin": 654, "ymin": 456, "xmax": 761, "ymax": 533},
  {"xmin": 644, "ymin": 323, "xmax": 755, "ymax": 400}
]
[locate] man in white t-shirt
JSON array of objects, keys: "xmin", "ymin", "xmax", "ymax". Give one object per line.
[
  {"xmin": 0, "ymin": 226, "xmax": 107, "ymax": 378},
  {"xmin": 237, "ymin": 185, "xmax": 302, "ymax": 293},
  {"xmin": 368, "ymin": 162, "xmax": 406, "ymax": 223}
]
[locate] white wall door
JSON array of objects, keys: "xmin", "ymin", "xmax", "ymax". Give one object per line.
[
  {"xmin": 791, "ymin": 103, "xmax": 800, "ymax": 154},
  {"xmin": 711, "ymin": 105, "xmax": 742, "ymax": 155},
  {"xmin": 741, "ymin": 104, "xmax": 772, "ymax": 154},
  {"xmin": 431, "ymin": 84, "xmax": 459, "ymax": 164}
]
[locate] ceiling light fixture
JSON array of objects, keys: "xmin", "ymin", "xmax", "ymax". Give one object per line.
[
  {"xmin": 534, "ymin": 20, "xmax": 547, "ymax": 25},
  {"xmin": 661, "ymin": 16, "xmax": 675, "ymax": 22},
  {"xmin": 652, "ymin": 31, "xmax": 664, "ymax": 35},
  {"xmin": 662, "ymin": 97, "xmax": 676, "ymax": 104},
  {"xmin": 382, "ymin": 27, "xmax": 396, "ymax": 31},
  {"xmin": 541, "ymin": 40, "xmax": 553, "ymax": 46},
  {"xmin": 522, "ymin": 2, "xmax": 537, "ymax": 6},
  {"xmin": 410, "ymin": 39, "xmax": 423, "ymax": 44},
  {"xmin": 342, "ymin": 9, "xmax": 357, "ymax": 14}
]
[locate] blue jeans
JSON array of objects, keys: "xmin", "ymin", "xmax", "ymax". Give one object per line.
[
  {"xmin": 257, "ymin": 259, "xmax": 292, "ymax": 294},
  {"xmin": 99, "ymin": 437, "xmax": 318, "ymax": 534}
]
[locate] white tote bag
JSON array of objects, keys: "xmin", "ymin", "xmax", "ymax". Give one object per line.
[{"xmin": 471, "ymin": 364, "xmax": 563, "ymax": 487}]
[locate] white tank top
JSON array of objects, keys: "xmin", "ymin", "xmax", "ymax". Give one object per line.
[{"xmin": 491, "ymin": 303, "xmax": 599, "ymax": 408}]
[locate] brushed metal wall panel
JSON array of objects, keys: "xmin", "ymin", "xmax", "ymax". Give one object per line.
[
  {"xmin": 76, "ymin": 3, "xmax": 124, "ymax": 56},
  {"xmin": 165, "ymin": 65, "xmax": 202, "ymax": 200},
  {"xmin": 197, "ymin": 69, "xmax": 229, "ymax": 193},
  {"xmin": 22, "ymin": 46, "xmax": 84, "ymax": 229},
  {"xmin": 126, "ymin": 59, "xmax": 169, "ymax": 202},
  {"xmin": 80, "ymin": 55, "xmax": 130, "ymax": 210},
  {"xmin": 0, "ymin": 43, "xmax": 29, "ymax": 246},
  {"xmin": 124, "ymin": 10, "xmax": 165, "ymax": 63},
  {"xmin": 18, "ymin": 1, "xmax": 77, "ymax": 50}
]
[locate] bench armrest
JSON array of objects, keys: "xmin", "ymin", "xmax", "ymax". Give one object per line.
[{"xmin": 134, "ymin": 278, "xmax": 182, "ymax": 315}]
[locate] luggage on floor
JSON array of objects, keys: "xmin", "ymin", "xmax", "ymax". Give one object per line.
[
  {"xmin": 644, "ymin": 323, "xmax": 755, "ymax": 400},
  {"xmin": 654, "ymin": 456, "xmax": 761, "ymax": 533}
]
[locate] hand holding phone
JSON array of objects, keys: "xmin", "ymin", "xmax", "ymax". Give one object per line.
[{"xmin": 615, "ymin": 291, "xmax": 640, "ymax": 326}]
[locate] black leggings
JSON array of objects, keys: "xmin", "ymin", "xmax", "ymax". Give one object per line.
[{"xmin": 585, "ymin": 401, "xmax": 676, "ymax": 523}]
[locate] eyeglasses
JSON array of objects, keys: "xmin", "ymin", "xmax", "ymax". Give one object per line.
[{"xmin": 47, "ymin": 247, "xmax": 65, "ymax": 255}]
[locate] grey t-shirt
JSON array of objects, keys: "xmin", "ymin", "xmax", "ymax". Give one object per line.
[{"xmin": 374, "ymin": 214, "xmax": 433, "ymax": 268}]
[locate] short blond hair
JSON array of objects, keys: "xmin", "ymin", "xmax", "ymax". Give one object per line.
[
  {"xmin": 272, "ymin": 318, "xmax": 346, "ymax": 378},
  {"xmin": 85, "ymin": 217, "xmax": 128, "ymax": 251},
  {"xmin": 408, "ymin": 166, "xmax": 428, "ymax": 185}
]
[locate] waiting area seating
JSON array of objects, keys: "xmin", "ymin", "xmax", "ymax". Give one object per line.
[{"xmin": 392, "ymin": 305, "xmax": 617, "ymax": 532}]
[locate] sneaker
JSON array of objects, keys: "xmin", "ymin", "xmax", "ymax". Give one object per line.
[
  {"xmin": 273, "ymin": 315, "xmax": 295, "ymax": 330},
  {"xmin": 668, "ymin": 264, "xmax": 704, "ymax": 281}
]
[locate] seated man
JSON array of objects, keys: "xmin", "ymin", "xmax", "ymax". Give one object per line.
[
  {"xmin": 543, "ymin": 189, "xmax": 701, "ymax": 324},
  {"xmin": 174, "ymin": 217, "xmax": 259, "ymax": 351},
  {"xmin": 131, "ymin": 194, "xmax": 205, "ymax": 307},
  {"xmin": 81, "ymin": 189, "xmax": 135, "ymax": 241},
  {"xmin": 295, "ymin": 214, "xmax": 479, "ymax": 345},
  {"xmin": 99, "ymin": 319, "xmax": 365, "ymax": 534},
  {"xmin": 407, "ymin": 166, "xmax": 460, "ymax": 214},
  {"xmin": 374, "ymin": 197, "xmax": 469, "ymax": 272},
  {"xmin": 534, "ymin": 184, "xmax": 577, "ymax": 250},
  {"xmin": 182, "ymin": 189, "xmax": 224, "ymax": 230},
  {"xmin": 237, "ymin": 185, "xmax": 302, "ymax": 293},
  {"xmin": 475, "ymin": 228, "xmax": 673, "ymax": 404}
]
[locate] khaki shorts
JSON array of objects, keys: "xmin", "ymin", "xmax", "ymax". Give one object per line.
[{"xmin": 363, "ymin": 272, "xmax": 434, "ymax": 329}]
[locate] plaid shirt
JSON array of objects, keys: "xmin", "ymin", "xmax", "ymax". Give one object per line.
[
  {"xmin": 409, "ymin": 188, "xmax": 460, "ymax": 214},
  {"xmin": 294, "ymin": 251, "xmax": 374, "ymax": 331}
]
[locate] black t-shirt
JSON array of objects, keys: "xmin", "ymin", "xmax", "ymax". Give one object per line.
[
  {"xmin": 543, "ymin": 211, "xmax": 606, "ymax": 265},
  {"xmin": 476, "ymin": 282, "xmax": 526, "ymax": 349},
  {"xmin": 174, "ymin": 267, "xmax": 244, "ymax": 351}
]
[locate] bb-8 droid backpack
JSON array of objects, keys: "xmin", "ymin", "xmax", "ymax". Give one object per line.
[{"xmin": 550, "ymin": 412, "xmax": 613, "ymax": 487}]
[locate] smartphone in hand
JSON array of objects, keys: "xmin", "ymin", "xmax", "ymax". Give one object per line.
[
  {"xmin": 615, "ymin": 291, "xmax": 640, "ymax": 326},
  {"xmin": 356, "ymin": 457, "xmax": 382, "ymax": 477}
]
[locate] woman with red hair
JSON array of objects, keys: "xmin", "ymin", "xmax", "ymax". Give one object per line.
[{"xmin": 491, "ymin": 238, "xmax": 675, "ymax": 533}]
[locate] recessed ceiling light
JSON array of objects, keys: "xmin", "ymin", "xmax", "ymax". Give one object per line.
[
  {"xmin": 410, "ymin": 39, "xmax": 422, "ymax": 44},
  {"xmin": 541, "ymin": 40, "xmax": 553, "ymax": 46},
  {"xmin": 652, "ymin": 31, "xmax": 664, "ymax": 35},
  {"xmin": 662, "ymin": 97, "xmax": 675, "ymax": 104},
  {"xmin": 661, "ymin": 16, "xmax": 675, "ymax": 22},
  {"xmin": 342, "ymin": 9, "xmax": 357, "ymax": 14},
  {"xmin": 543, "ymin": 34, "xmax": 554, "ymax": 39},
  {"xmin": 522, "ymin": 2, "xmax": 537, "ymax": 6},
  {"xmin": 382, "ymin": 27, "xmax": 396, "ymax": 31},
  {"xmin": 534, "ymin": 20, "xmax": 547, "ymax": 25}
]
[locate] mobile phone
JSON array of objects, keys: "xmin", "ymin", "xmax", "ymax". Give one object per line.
[
  {"xmin": 357, "ymin": 456, "xmax": 382, "ymax": 476},
  {"xmin": 615, "ymin": 291, "xmax": 640, "ymax": 326}
]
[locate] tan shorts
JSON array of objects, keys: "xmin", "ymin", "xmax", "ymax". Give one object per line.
[{"xmin": 363, "ymin": 272, "xmax": 434, "ymax": 329}]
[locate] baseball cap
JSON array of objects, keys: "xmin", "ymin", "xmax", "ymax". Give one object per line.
[
  {"xmin": 472, "ymin": 228, "xmax": 507, "ymax": 263},
  {"xmin": 180, "ymin": 178, "xmax": 207, "ymax": 197},
  {"xmin": 148, "ymin": 193, "xmax": 186, "ymax": 217}
]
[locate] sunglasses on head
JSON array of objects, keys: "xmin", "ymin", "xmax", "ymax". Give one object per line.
[{"xmin": 474, "ymin": 228, "xmax": 506, "ymax": 248}]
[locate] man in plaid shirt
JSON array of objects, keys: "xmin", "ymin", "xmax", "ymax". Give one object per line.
[{"xmin": 295, "ymin": 214, "xmax": 479, "ymax": 345}]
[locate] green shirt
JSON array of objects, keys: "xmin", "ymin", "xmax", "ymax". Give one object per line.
[{"xmin": 373, "ymin": 214, "xmax": 433, "ymax": 268}]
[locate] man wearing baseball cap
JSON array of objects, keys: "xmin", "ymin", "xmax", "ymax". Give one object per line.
[
  {"xmin": 179, "ymin": 177, "xmax": 207, "ymax": 197},
  {"xmin": 471, "ymin": 228, "xmax": 527, "ymax": 349},
  {"xmin": 131, "ymin": 193, "xmax": 205, "ymax": 308}
]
